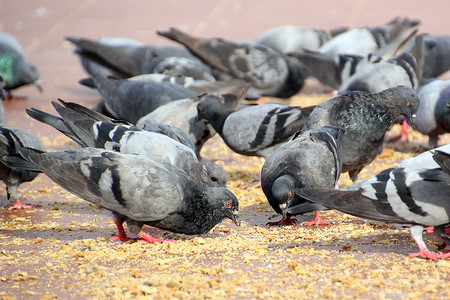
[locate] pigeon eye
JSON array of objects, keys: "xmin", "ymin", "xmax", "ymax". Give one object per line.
[
  {"xmin": 211, "ymin": 176, "xmax": 217, "ymax": 182},
  {"xmin": 225, "ymin": 202, "xmax": 232, "ymax": 207},
  {"xmin": 407, "ymin": 102, "xmax": 414, "ymax": 108},
  {"xmin": 288, "ymin": 192, "xmax": 292, "ymax": 197}
]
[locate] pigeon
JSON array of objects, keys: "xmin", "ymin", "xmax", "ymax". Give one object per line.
[
  {"xmin": 413, "ymin": 79, "xmax": 450, "ymax": 148},
  {"xmin": 26, "ymin": 100, "xmax": 228, "ymax": 188},
  {"xmin": 295, "ymin": 144, "xmax": 450, "ymax": 260},
  {"xmin": 318, "ymin": 17, "xmax": 420, "ymax": 56},
  {"xmin": 422, "ymin": 35, "xmax": 450, "ymax": 79},
  {"xmin": 0, "ymin": 31, "xmax": 41, "ymax": 99},
  {"xmin": 157, "ymin": 27, "xmax": 308, "ymax": 98},
  {"xmin": 0, "ymin": 124, "xmax": 45, "ymax": 209},
  {"xmin": 197, "ymin": 95, "xmax": 315, "ymax": 158},
  {"xmin": 261, "ymin": 126, "xmax": 344, "ymax": 226},
  {"xmin": 137, "ymin": 86, "xmax": 247, "ymax": 158},
  {"xmin": 19, "ymin": 147, "xmax": 240, "ymax": 243},
  {"xmin": 66, "ymin": 36, "xmax": 199, "ymax": 79},
  {"xmin": 289, "ymin": 29, "xmax": 420, "ymax": 91},
  {"xmin": 338, "ymin": 35, "xmax": 424, "ymax": 93},
  {"xmin": 302, "ymin": 85, "xmax": 419, "ymax": 182},
  {"xmin": 253, "ymin": 25, "xmax": 347, "ymax": 54},
  {"xmin": 89, "ymin": 73, "xmax": 197, "ymax": 123},
  {"xmin": 288, "ymin": 51, "xmax": 371, "ymax": 90}
]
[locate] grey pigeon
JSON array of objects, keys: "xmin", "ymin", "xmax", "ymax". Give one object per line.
[
  {"xmin": 20, "ymin": 147, "xmax": 240, "ymax": 243},
  {"xmin": 89, "ymin": 73, "xmax": 197, "ymax": 123},
  {"xmin": 288, "ymin": 51, "xmax": 371, "ymax": 90},
  {"xmin": 0, "ymin": 124, "xmax": 45, "ymax": 209},
  {"xmin": 137, "ymin": 87, "xmax": 247, "ymax": 157},
  {"xmin": 157, "ymin": 27, "xmax": 308, "ymax": 98},
  {"xmin": 413, "ymin": 79, "xmax": 450, "ymax": 148},
  {"xmin": 197, "ymin": 96, "xmax": 315, "ymax": 158},
  {"xmin": 339, "ymin": 35, "xmax": 424, "ymax": 93},
  {"xmin": 261, "ymin": 126, "xmax": 344, "ymax": 226},
  {"xmin": 302, "ymin": 85, "xmax": 419, "ymax": 182},
  {"xmin": 253, "ymin": 25, "xmax": 347, "ymax": 54},
  {"xmin": 318, "ymin": 17, "xmax": 420, "ymax": 56},
  {"xmin": 296, "ymin": 144, "xmax": 450, "ymax": 260},
  {"xmin": 66, "ymin": 36, "xmax": 199, "ymax": 79},
  {"xmin": 0, "ymin": 31, "xmax": 41, "ymax": 99},
  {"xmin": 422, "ymin": 35, "xmax": 450, "ymax": 79},
  {"xmin": 26, "ymin": 100, "xmax": 227, "ymax": 188}
]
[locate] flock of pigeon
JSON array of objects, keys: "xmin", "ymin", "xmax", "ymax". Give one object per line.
[{"xmin": 0, "ymin": 16, "xmax": 449, "ymax": 260}]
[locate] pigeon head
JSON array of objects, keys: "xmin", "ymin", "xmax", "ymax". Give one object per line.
[
  {"xmin": 197, "ymin": 95, "xmax": 234, "ymax": 133},
  {"xmin": 204, "ymin": 187, "xmax": 240, "ymax": 227},
  {"xmin": 189, "ymin": 161, "xmax": 228, "ymax": 187},
  {"xmin": 278, "ymin": 56, "xmax": 307, "ymax": 98},
  {"xmin": 14, "ymin": 60, "xmax": 41, "ymax": 92},
  {"xmin": 271, "ymin": 175, "xmax": 296, "ymax": 216},
  {"xmin": 378, "ymin": 85, "xmax": 420, "ymax": 124}
]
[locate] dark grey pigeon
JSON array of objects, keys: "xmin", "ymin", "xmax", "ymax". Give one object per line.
[
  {"xmin": 261, "ymin": 126, "xmax": 344, "ymax": 226},
  {"xmin": 302, "ymin": 85, "xmax": 419, "ymax": 182},
  {"xmin": 197, "ymin": 96, "xmax": 315, "ymax": 158},
  {"xmin": 137, "ymin": 87, "xmax": 247, "ymax": 158},
  {"xmin": 253, "ymin": 25, "xmax": 347, "ymax": 54},
  {"xmin": 0, "ymin": 31, "xmax": 41, "ymax": 99},
  {"xmin": 90, "ymin": 73, "xmax": 197, "ymax": 123},
  {"xmin": 0, "ymin": 124, "xmax": 45, "ymax": 209},
  {"xmin": 296, "ymin": 144, "xmax": 450, "ymax": 260},
  {"xmin": 157, "ymin": 27, "xmax": 308, "ymax": 98},
  {"xmin": 66, "ymin": 36, "xmax": 198, "ymax": 79},
  {"xmin": 318, "ymin": 17, "xmax": 420, "ymax": 56},
  {"xmin": 26, "ymin": 100, "xmax": 227, "ymax": 188},
  {"xmin": 413, "ymin": 79, "xmax": 450, "ymax": 148},
  {"xmin": 19, "ymin": 147, "xmax": 240, "ymax": 243}
]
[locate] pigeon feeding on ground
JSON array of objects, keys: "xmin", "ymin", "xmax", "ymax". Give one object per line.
[
  {"xmin": 296, "ymin": 144, "xmax": 450, "ymax": 260},
  {"xmin": 26, "ymin": 100, "xmax": 228, "ymax": 188},
  {"xmin": 318, "ymin": 17, "xmax": 420, "ymax": 56},
  {"xmin": 253, "ymin": 25, "xmax": 347, "ymax": 54},
  {"xmin": 89, "ymin": 73, "xmax": 197, "ymax": 123},
  {"xmin": 20, "ymin": 147, "xmax": 240, "ymax": 243},
  {"xmin": 137, "ymin": 86, "xmax": 247, "ymax": 158},
  {"xmin": 0, "ymin": 32, "xmax": 41, "ymax": 99},
  {"xmin": 197, "ymin": 95, "xmax": 315, "ymax": 158},
  {"xmin": 261, "ymin": 126, "xmax": 344, "ymax": 226},
  {"xmin": 157, "ymin": 27, "xmax": 308, "ymax": 99},
  {"xmin": 413, "ymin": 79, "xmax": 450, "ymax": 148},
  {"xmin": 0, "ymin": 124, "xmax": 45, "ymax": 209},
  {"xmin": 302, "ymin": 85, "xmax": 419, "ymax": 182}
]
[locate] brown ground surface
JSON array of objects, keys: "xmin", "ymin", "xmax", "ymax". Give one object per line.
[{"xmin": 1, "ymin": 1, "xmax": 450, "ymax": 299}]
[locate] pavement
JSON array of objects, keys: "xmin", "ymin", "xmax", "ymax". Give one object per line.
[{"xmin": 1, "ymin": 1, "xmax": 450, "ymax": 299}]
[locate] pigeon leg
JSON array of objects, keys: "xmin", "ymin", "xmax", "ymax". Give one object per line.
[
  {"xmin": 110, "ymin": 215, "xmax": 134, "ymax": 242},
  {"xmin": 267, "ymin": 216, "xmax": 297, "ymax": 226},
  {"xmin": 8, "ymin": 198, "xmax": 35, "ymax": 210},
  {"xmin": 246, "ymin": 180, "xmax": 261, "ymax": 188},
  {"xmin": 409, "ymin": 226, "xmax": 440, "ymax": 260},
  {"xmin": 136, "ymin": 231, "xmax": 175, "ymax": 244},
  {"xmin": 304, "ymin": 211, "xmax": 330, "ymax": 226},
  {"xmin": 388, "ymin": 119, "xmax": 410, "ymax": 142}
]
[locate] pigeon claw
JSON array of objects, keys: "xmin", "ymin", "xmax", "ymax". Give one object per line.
[
  {"xmin": 409, "ymin": 249, "xmax": 441, "ymax": 260},
  {"xmin": 267, "ymin": 216, "xmax": 297, "ymax": 226},
  {"xmin": 304, "ymin": 211, "xmax": 330, "ymax": 226},
  {"xmin": 8, "ymin": 199, "xmax": 35, "ymax": 210},
  {"xmin": 137, "ymin": 231, "xmax": 175, "ymax": 244}
]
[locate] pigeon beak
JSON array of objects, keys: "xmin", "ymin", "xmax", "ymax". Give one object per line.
[
  {"xmin": 410, "ymin": 114, "xmax": 416, "ymax": 125},
  {"xmin": 279, "ymin": 203, "xmax": 288, "ymax": 217},
  {"xmin": 34, "ymin": 80, "xmax": 43, "ymax": 93},
  {"xmin": 230, "ymin": 209, "xmax": 241, "ymax": 227}
]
